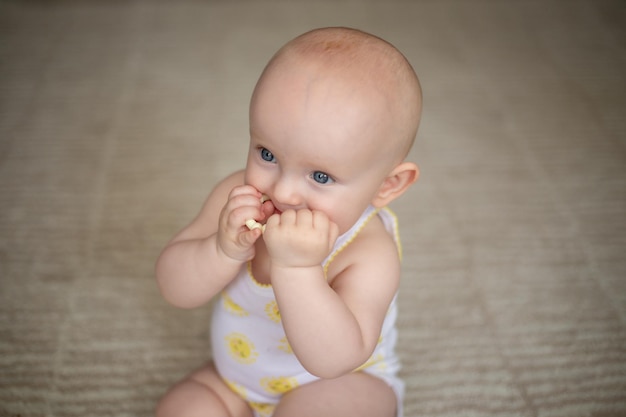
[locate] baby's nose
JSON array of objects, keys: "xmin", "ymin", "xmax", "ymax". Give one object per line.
[{"xmin": 272, "ymin": 177, "xmax": 303, "ymax": 208}]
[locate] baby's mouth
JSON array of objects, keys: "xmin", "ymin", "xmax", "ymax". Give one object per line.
[
  {"xmin": 260, "ymin": 194, "xmax": 282, "ymax": 216},
  {"xmin": 262, "ymin": 195, "xmax": 307, "ymax": 217},
  {"xmin": 246, "ymin": 194, "xmax": 277, "ymax": 232}
]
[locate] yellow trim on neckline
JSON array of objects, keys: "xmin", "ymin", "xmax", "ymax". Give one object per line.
[{"xmin": 322, "ymin": 207, "xmax": 381, "ymax": 277}]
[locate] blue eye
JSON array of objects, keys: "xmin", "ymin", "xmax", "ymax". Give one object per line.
[
  {"xmin": 311, "ymin": 171, "xmax": 333, "ymax": 184},
  {"xmin": 260, "ymin": 147, "xmax": 276, "ymax": 163}
]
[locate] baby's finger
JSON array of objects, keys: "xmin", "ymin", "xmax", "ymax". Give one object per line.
[
  {"xmin": 240, "ymin": 227, "xmax": 263, "ymax": 246},
  {"xmin": 229, "ymin": 184, "xmax": 262, "ymax": 199},
  {"xmin": 296, "ymin": 209, "xmax": 313, "ymax": 227},
  {"xmin": 277, "ymin": 209, "xmax": 297, "ymax": 225},
  {"xmin": 311, "ymin": 211, "xmax": 338, "ymax": 248},
  {"xmin": 265, "ymin": 212, "xmax": 281, "ymax": 229},
  {"xmin": 327, "ymin": 220, "xmax": 340, "ymax": 250},
  {"xmin": 228, "ymin": 206, "xmax": 262, "ymax": 229},
  {"xmin": 312, "ymin": 210, "xmax": 330, "ymax": 228}
]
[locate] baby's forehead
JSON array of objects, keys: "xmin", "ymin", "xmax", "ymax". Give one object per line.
[
  {"xmin": 272, "ymin": 35, "xmax": 416, "ymax": 127},
  {"xmin": 254, "ymin": 28, "xmax": 421, "ymax": 160}
]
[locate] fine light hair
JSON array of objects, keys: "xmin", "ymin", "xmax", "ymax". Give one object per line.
[{"xmin": 252, "ymin": 27, "xmax": 422, "ymax": 162}]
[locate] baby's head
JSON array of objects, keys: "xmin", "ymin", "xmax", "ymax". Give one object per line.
[{"xmin": 246, "ymin": 27, "xmax": 422, "ymax": 233}]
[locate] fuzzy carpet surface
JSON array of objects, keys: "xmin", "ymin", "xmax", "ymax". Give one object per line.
[{"xmin": 1, "ymin": 1, "xmax": 625, "ymax": 416}]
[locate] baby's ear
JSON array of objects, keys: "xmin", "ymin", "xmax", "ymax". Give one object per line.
[{"xmin": 371, "ymin": 162, "xmax": 419, "ymax": 208}]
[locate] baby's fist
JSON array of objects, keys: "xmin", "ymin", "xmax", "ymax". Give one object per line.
[{"xmin": 263, "ymin": 210, "xmax": 339, "ymax": 268}]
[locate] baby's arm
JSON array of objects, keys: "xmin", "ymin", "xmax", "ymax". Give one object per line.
[
  {"xmin": 156, "ymin": 171, "xmax": 267, "ymax": 308},
  {"xmin": 264, "ymin": 211, "xmax": 400, "ymax": 379}
]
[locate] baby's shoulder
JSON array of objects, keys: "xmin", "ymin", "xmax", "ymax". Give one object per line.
[
  {"xmin": 326, "ymin": 213, "xmax": 400, "ymax": 285},
  {"xmin": 210, "ymin": 170, "xmax": 246, "ymax": 199}
]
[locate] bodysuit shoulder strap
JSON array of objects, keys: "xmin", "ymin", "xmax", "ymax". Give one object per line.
[{"xmin": 322, "ymin": 205, "xmax": 401, "ymax": 275}]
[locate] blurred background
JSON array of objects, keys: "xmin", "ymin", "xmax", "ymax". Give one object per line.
[{"xmin": 1, "ymin": 1, "xmax": 625, "ymax": 416}]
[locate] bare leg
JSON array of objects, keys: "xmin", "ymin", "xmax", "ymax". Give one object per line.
[
  {"xmin": 156, "ymin": 362, "xmax": 253, "ymax": 417},
  {"xmin": 273, "ymin": 372, "xmax": 397, "ymax": 417}
]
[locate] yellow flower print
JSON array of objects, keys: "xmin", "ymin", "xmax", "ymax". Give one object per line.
[
  {"xmin": 222, "ymin": 292, "xmax": 248, "ymax": 317},
  {"xmin": 225, "ymin": 333, "xmax": 258, "ymax": 364},
  {"xmin": 264, "ymin": 300, "xmax": 281, "ymax": 323},
  {"xmin": 260, "ymin": 376, "xmax": 299, "ymax": 395},
  {"xmin": 224, "ymin": 378, "xmax": 247, "ymax": 399},
  {"xmin": 277, "ymin": 337, "xmax": 293, "ymax": 354},
  {"xmin": 249, "ymin": 402, "xmax": 275, "ymax": 417},
  {"xmin": 354, "ymin": 353, "xmax": 384, "ymax": 372}
]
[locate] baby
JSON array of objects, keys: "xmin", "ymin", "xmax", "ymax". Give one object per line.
[{"xmin": 156, "ymin": 27, "xmax": 422, "ymax": 417}]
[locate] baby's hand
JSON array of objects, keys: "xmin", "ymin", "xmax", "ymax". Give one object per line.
[
  {"xmin": 244, "ymin": 194, "xmax": 270, "ymax": 232},
  {"xmin": 263, "ymin": 210, "xmax": 339, "ymax": 269},
  {"xmin": 217, "ymin": 186, "xmax": 269, "ymax": 262}
]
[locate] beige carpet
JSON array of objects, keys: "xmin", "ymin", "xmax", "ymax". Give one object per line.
[{"xmin": 1, "ymin": 1, "xmax": 625, "ymax": 416}]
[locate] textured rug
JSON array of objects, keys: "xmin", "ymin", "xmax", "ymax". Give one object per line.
[{"xmin": 1, "ymin": 1, "xmax": 625, "ymax": 416}]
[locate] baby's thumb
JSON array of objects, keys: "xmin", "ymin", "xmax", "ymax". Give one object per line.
[{"xmin": 242, "ymin": 228, "xmax": 262, "ymax": 247}]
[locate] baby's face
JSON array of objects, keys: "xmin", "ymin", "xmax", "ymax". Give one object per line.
[{"xmin": 245, "ymin": 60, "xmax": 396, "ymax": 234}]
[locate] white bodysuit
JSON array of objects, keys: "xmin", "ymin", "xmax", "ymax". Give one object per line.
[{"xmin": 211, "ymin": 205, "xmax": 405, "ymax": 417}]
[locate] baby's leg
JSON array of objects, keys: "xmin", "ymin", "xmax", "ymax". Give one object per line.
[
  {"xmin": 273, "ymin": 371, "xmax": 397, "ymax": 417},
  {"xmin": 156, "ymin": 361, "xmax": 252, "ymax": 417}
]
